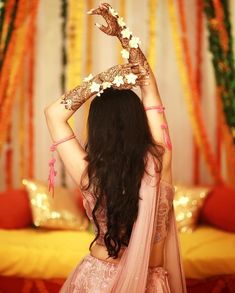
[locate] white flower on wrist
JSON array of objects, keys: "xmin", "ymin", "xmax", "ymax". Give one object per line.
[
  {"xmin": 90, "ymin": 81, "xmax": 101, "ymax": 93},
  {"xmin": 117, "ymin": 17, "xmax": 126, "ymax": 28},
  {"xmin": 125, "ymin": 73, "xmax": 138, "ymax": 84},
  {"xmin": 83, "ymin": 73, "xmax": 93, "ymax": 82},
  {"xmin": 113, "ymin": 76, "xmax": 124, "ymax": 87},
  {"xmin": 121, "ymin": 49, "xmax": 129, "ymax": 59},
  {"xmin": 65, "ymin": 99, "xmax": 72, "ymax": 109},
  {"xmin": 109, "ymin": 7, "xmax": 118, "ymax": 17},
  {"xmin": 102, "ymin": 82, "xmax": 112, "ymax": 89},
  {"xmin": 129, "ymin": 36, "xmax": 141, "ymax": 48},
  {"xmin": 121, "ymin": 28, "xmax": 132, "ymax": 39},
  {"xmin": 97, "ymin": 89, "xmax": 104, "ymax": 97}
]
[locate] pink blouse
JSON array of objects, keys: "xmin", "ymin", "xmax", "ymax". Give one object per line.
[{"xmin": 82, "ymin": 179, "xmax": 174, "ymax": 246}]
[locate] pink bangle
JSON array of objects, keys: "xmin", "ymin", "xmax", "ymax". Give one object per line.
[
  {"xmin": 50, "ymin": 134, "xmax": 76, "ymax": 151},
  {"xmin": 48, "ymin": 134, "xmax": 76, "ymax": 196},
  {"xmin": 144, "ymin": 105, "xmax": 165, "ymax": 113}
]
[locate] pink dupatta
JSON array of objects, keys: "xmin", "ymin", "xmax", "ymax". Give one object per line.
[{"xmin": 103, "ymin": 156, "xmax": 187, "ymax": 293}]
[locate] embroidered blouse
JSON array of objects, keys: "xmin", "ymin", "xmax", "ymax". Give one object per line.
[{"xmin": 82, "ymin": 179, "xmax": 174, "ymax": 246}]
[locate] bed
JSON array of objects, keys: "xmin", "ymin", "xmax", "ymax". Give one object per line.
[{"xmin": 0, "ymin": 225, "xmax": 235, "ymax": 292}]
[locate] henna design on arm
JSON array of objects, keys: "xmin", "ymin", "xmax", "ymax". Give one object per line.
[{"xmin": 61, "ymin": 63, "xmax": 147, "ymax": 111}]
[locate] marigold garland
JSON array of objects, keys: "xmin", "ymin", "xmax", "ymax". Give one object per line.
[
  {"xmin": 204, "ymin": 0, "xmax": 235, "ymax": 184},
  {"xmin": 0, "ymin": 0, "xmax": 17, "ymax": 68},
  {"xmin": 0, "ymin": 0, "xmax": 39, "ymax": 155},
  {"xmin": 0, "ymin": 0, "xmax": 7, "ymax": 50},
  {"xmin": 82, "ymin": 0, "xmax": 93, "ymax": 141},
  {"xmin": 27, "ymin": 11, "xmax": 36, "ymax": 179},
  {"xmin": 147, "ymin": 0, "xmax": 158, "ymax": 70},
  {"xmin": 217, "ymin": 87, "xmax": 235, "ymax": 187},
  {"xmin": 66, "ymin": 0, "xmax": 85, "ymax": 131},
  {"xmin": 1, "ymin": 0, "xmax": 18, "ymax": 70},
  {"xmin": 212, "ymin": 0, "xmax": 228, "ymax": 53},
  {"xmin": 59, "ymin": 0, "xmax": 68, "ymax": 187},
  {"xmin": 18, "ymin": 76, "xmax": 26, "ymax": 181},
  {"xmin": 0, "ymin": 0, "xmax": 28, "ymax": 151},
  {"xmin": 193, "ymin": 0, "xmax": 204, "ymax": 184},
  {"xmin": 204, "ymin": 0, "xmax": 235, "ymax": 143},
  {"xmin": 168, "ymin": 0, "xmax": 223, "ymax": 183}
]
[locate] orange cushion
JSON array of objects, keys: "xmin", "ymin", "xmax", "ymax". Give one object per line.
[
  {"xmin": 201, "ymin": 184, "xmax": 235, "ymax": 232},
  {"xmin": 0, "ymin": 189, "xmax": 32, "ymax": 229}
]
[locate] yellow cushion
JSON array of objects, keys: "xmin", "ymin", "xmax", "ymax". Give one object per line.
[
  {"xmin": 180, "ymin": 226, "xmax": 235, "ymax": 279},
  {"xmin": 174, "ymin": 184, "xmax": 210, "ymax": 233},
  {"xmin": 22, "ymin": 179, "xmax": 89, "ymax": 231},
  {"xmin": 0, "ymin": 228, "xmax": 94, "ymax": 279}
]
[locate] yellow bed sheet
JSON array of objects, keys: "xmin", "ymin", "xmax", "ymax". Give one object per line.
[
  {"xmin": 0, "ymin": 226, "xmax": 235, "ymax": 280},
  {"xmin": 0, "ymin": 228, "xmax": 93, "ymax": 279},
  {"xmin": 179, "ymin": 226, "xmax": 235, "ymax": 279}
]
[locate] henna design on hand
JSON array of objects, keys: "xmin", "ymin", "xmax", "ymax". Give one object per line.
[{"xmin": 89, "ymin": 3, "xmax": 150, "ymax": 73}]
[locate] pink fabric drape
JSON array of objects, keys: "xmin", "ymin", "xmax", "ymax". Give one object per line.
[
  {"xmin": 60, "ymin": 155, "xmax": 187, "ymax": 292},
  {"xmin": 103, "ymin": 155, "xmax": 187, "ymax": 293}
]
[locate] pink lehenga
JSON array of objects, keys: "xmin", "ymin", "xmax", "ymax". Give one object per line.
[{"xmin": 60, "ymin": 155, "xmax": 187, "ymax": 293}]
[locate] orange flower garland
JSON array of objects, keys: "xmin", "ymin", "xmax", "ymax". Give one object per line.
[
  {"xmin": 212, "ymin": 0, "xmax": 229, "ymax": 53},
  {"xmin": 168, "ymin": 0, "xmax": 223, "ymax": 183},
  {"xmin": 18, "ymin": 77, "xmax": 26, "ymax": 181},
  {"xmin": 147, "ymin": 0, "xmax": 158, "ymax": 70},
  {"xmin": 27, "ymin": 12, "xmax": 36, "ymax": 179},
  {"xmin": 0, "ymin": 0, "xmax": 39, "ymax": 154},
  {"xmin": 193, "ymin": 0, "xmax": 204, "ymax": 184},
  {"xmin": 82, "ymin": 0, "xmax": 93, "ymax": 141}
]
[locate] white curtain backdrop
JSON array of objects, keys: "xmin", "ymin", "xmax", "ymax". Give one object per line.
[{"xmin": 1, "ymin": 0, "xmax": 234, "ymax": 190}]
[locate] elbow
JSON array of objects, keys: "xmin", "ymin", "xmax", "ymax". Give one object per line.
[
  {"xmin": 44, "ymin": 106, "xmax": 50, "ymax": 117},
  {"xmin": 44, "ymin": 106, "xmax": 52, "ymax": 120},
  {"xmin": 44, "ymin": 105, "xmax": 56, "ymax": 119}
]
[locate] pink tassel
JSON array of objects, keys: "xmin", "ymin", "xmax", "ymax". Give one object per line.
[
  {"xmin": 48, "ymin": 134, "xmax": 76, "ymax": 197},
  {"xmin": 161, "ymin": 123, "xmax": 172, "ymax": 151},
  {"xmin": 48, "ymin": 157, "xmax": 57, "ymax": 197}
]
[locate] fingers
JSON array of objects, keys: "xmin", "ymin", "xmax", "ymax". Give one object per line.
[
  {"xmin": 100, "ymin": 3, "xmax": 110, "ymax": 10},
  {"xmin": 136, "ymin": 79, "xmax": 150, "ymax": 86},
  {"xmin": 136, "ymin": 74, "xmax": 150, "ymax": 86},
  {"xmin": 95, "ymin": 23, "xmax": 111, "ymax": 34},
  {"xmin": 87, "ymin": 7, "xmax": 101, "ymax": 15},
  {"xmin": 88, "ymin": 3, "xmax": 109, "ymax": 15},
  {"xmin": 123, "ymin": 62, "xmax": 138, "ymax": 69},
  {"xmin": 130, "ymin": 63, "xmax": 149, "ymax": 76}
]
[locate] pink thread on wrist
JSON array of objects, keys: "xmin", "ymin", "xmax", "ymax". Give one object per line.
[
  {"xmin": 144, "ymin": 105, "xmax": 165, "ymax": 113},
  {"xmin": 48, "ymin": 134, "xmax": 76, "ymax": 197},
  {"xmin": 161, "ymin": 123, "xmax": 172, "ymax": 151}
]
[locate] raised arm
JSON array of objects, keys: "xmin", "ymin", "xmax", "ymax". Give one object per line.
[
  {"xmin": 45, "ymin": 63, "xmax": 147, "ymax": 188},
  {"xmin": 90, "ymin": 3, "xmax": 172, "ymax": 181}
]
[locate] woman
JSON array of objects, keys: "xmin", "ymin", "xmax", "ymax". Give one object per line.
[{"xmin": 45, "ymin": 3, "xmax": 186, "ymax": 293}]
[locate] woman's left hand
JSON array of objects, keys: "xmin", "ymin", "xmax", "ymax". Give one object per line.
[{"xmin": 87, "ymin": 3, "xmax": 122, "ymax": 38}]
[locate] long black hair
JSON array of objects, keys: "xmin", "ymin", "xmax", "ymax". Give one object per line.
[{"xmin": 81, "ymin": 88, "xmax": 164, "ymax": 259}]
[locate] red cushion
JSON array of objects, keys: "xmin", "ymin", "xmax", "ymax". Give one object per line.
[
  {"xmin": 201, "ymin": 184, "xmax": 235, "ymax": 232},
  {"xmin": 0, "ymin": 189, "xmax": 32, "ymax": 229}
]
